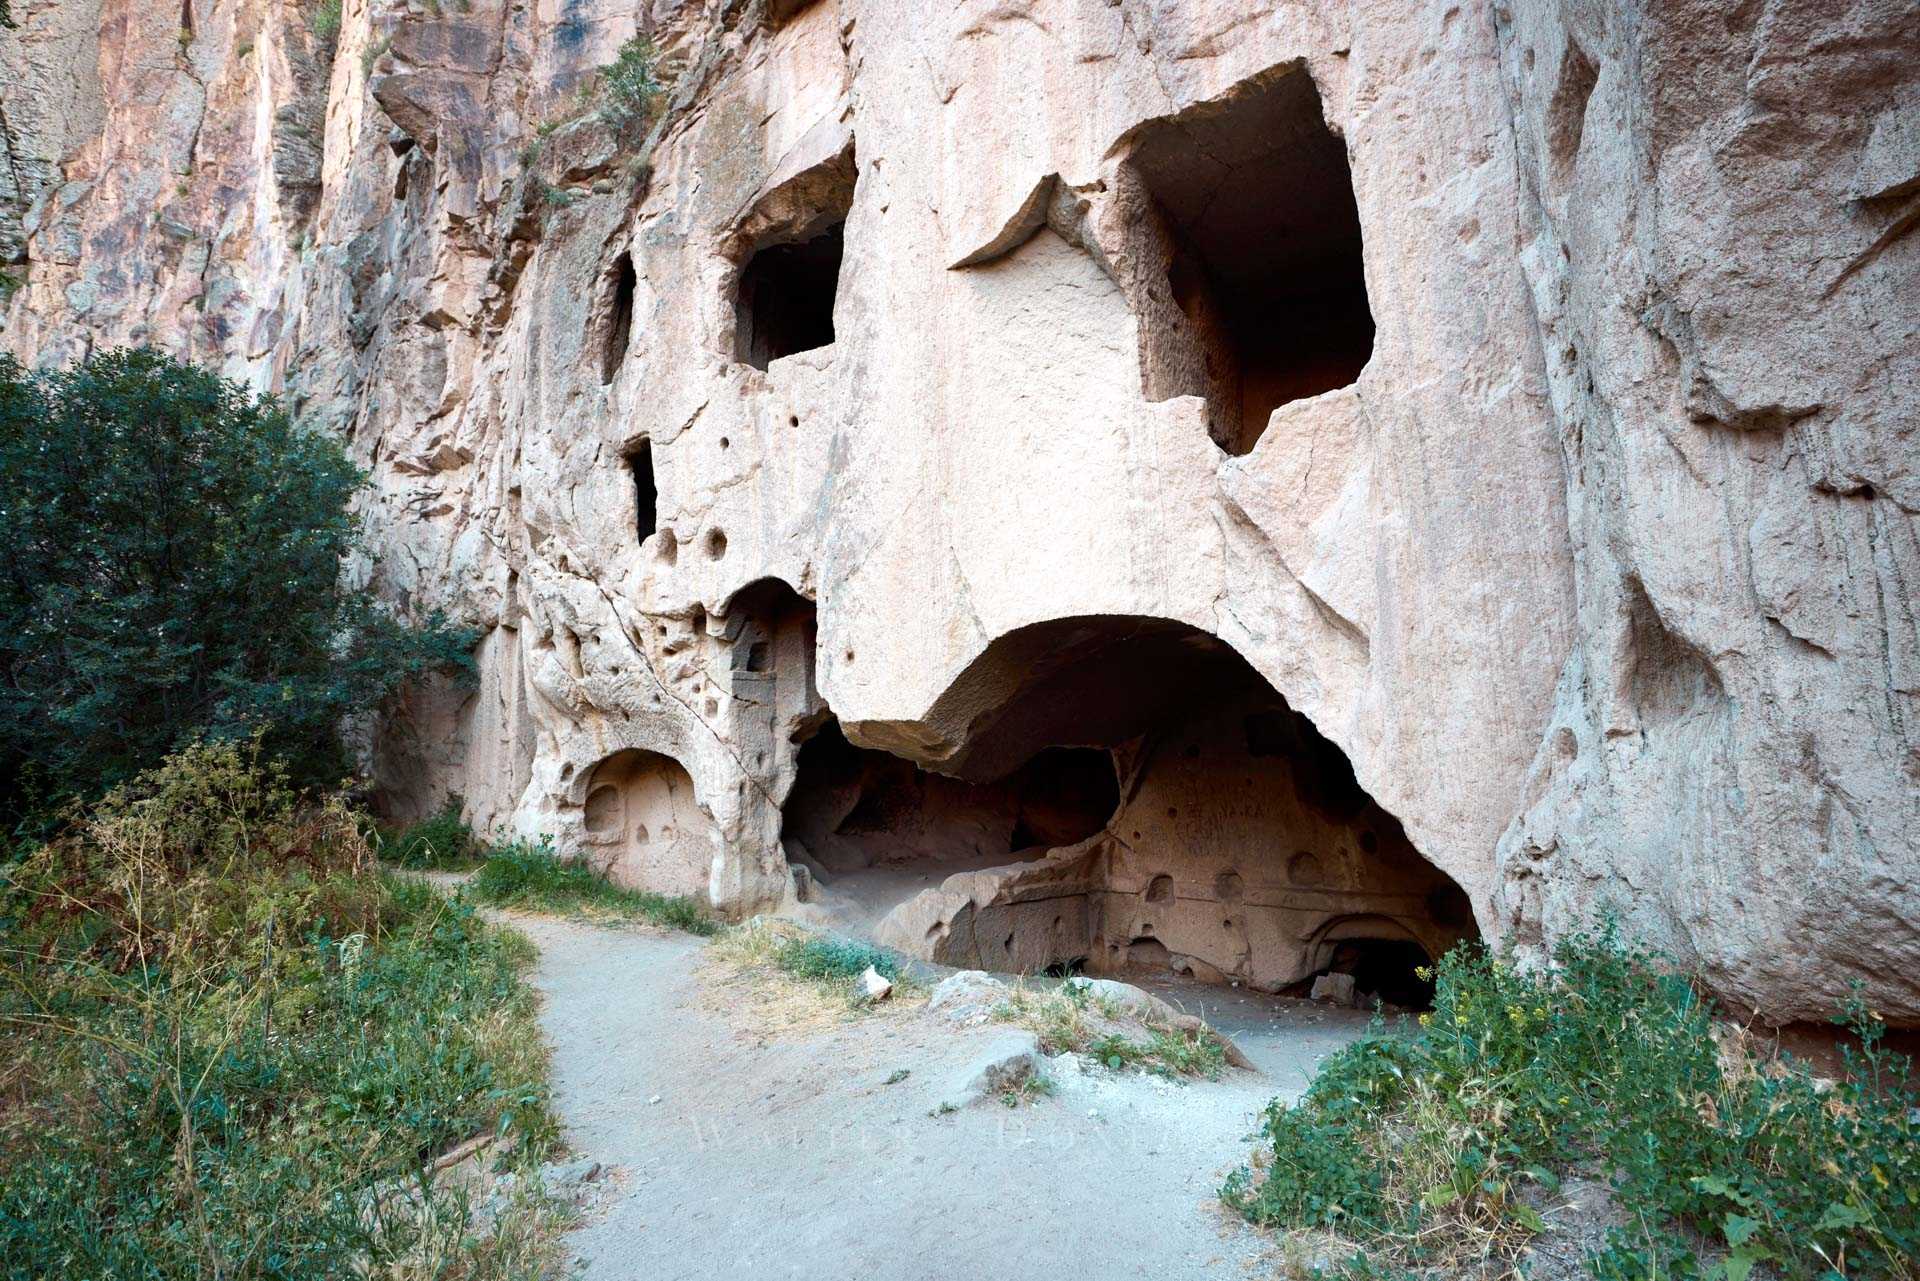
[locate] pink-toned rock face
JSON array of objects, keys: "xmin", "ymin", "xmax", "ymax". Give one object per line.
[{"xmin": 5, "ymin": 0, "xmax": 1916, "ymax": 1025}]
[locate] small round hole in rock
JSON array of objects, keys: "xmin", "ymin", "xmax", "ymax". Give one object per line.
[{"xmin": 704, "ymin": 529, "xmax": 728, "ymax": 560}]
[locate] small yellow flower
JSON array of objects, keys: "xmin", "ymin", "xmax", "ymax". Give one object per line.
[{"xmin": 1418, "ymin": 1013, "xmax": 1432, "ymax": 1027}]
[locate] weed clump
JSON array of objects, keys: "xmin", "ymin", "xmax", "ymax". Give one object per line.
[
  {"xmin": 310, "ymin": 0, "xmax": 341, "ymax": 40},
  {"xmin": 995, "ymin": 977, "xmax": 1229, "ymax": 1080},
  {"xmin": 378, "ymin": 796, "xmax": 483, "ymax": 869},
  {"xmin": 773, "ymin": 934, "xmax": 901, "ymax": 986},
  {"xmin": 0, "ymin": 741, "xmax": 558, "ymax": 1278},
  {"xmin": 703, "ymin": 921, "xmax": 920, "ymax": 1025},
  {"xmin": 5, "ymin": 737, "xmax": 388, "ymax": 968},
  {"xmin": 1222, "ymin": 925, "xmax": 1919, "ymax": 1279},
  {"xmin": 466, "ymin": 838, "xmax": 716, "ymax": 935}
]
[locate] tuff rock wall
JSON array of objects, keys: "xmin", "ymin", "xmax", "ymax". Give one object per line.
[{"xmin": 4, "ymin": 0, "xmax": 1916, "ymax": 1024}]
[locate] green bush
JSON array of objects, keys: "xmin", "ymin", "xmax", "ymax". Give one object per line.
[
  {"xmin": 0, "ymin": 743, "xmax": 556, "ymax": 1279},
  {"xmin": 2, "ymin": 737, "xmax": 389, "ymax": 968},
  {"xmin": 0, "ymin": 349, "xmax": 473, "ymax": 814},
  {"xmin": 773, "ymin": 935, "xmax": 901, "ymax": 985},
  {"xmin": 309, "ymin": 0, "xmax": 341, "ymax": 40},
  {"xmin": 466, "ymin": 838, "xmax": 716, "ymax": 935},
  {"xmin": 379, "ymin": 798, "xmax": 483, "ymax": 869},
  {"xmin": 598, "ymin": 34, "xmax": 663, "ymax": 127},
  {"xmin": 1223, "ymin": 926, "xmax": 1919, "ymax": 1279}
]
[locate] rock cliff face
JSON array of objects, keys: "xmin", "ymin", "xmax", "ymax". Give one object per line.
[{"xmin": 4, "ymin": 0, "xmax": 1916, "ymax": 1025}]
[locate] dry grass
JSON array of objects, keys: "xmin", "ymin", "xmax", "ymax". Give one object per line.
[
  {"xmin": 992, "ymin": 978, "xmax": 1230, "ymax": 1079},
  {"xmin": 699, "ymin": 919, "xmax": 925, "ymax": 1037}
]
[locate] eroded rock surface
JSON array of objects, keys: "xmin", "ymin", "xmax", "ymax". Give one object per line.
[{"xmin": 4, "ymin": 0, "xmax": 1916, "ymax": 1025}]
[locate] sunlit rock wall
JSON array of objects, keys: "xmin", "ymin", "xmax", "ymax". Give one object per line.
[{"xmin": 4, "ymin": 0, "xmax": 1915, "ymax": 1025}]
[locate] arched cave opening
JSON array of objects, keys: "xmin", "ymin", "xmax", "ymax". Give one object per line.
[
  {"xmin": 1322, "ymin": 938, "xmax": 1437, "ymax": 1009},
  {"xmin": 862, "ymin": 616, "xmax": 1474, "ymax": 1000},
  {"xmin": 735, "ymin": 221, "xmax": 844, "ymax": 369},
  {"xmin": 767, "ymin": 0, "xmax": 824, "ymax": 26},
  {"xmin": 581, "ymin": 748, "xmax": 713, "ymax": 900},
  {"xmin": 601, "ymin": 253, "xmax": 637, "ymax": 385},
  {"xmin": 721, "ymin": 577, "xmax": 816, "ymax": 691},
  {"xmin": 1127, "ymin": 67, "xmax": 1374, "ymax": 455}
]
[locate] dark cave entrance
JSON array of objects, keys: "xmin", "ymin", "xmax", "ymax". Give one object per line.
[
  {"xmin": 1127, "ymin": 68, "xmax": 1375, "ymax": 455},
  {"xmin": 777, "ymin": 697, "xmax": 1122, "ymax": 955},
  {"xmin": 735, "ymin": 221, "xmax": 844, "ymax": 369},
  {"xmin": 878, "ymin": 617, "xmax": 1475, "ymax": 996},
  {"xmin": 1321, "ymin": 938, "xmax": 1438, "ymax": 1009}
]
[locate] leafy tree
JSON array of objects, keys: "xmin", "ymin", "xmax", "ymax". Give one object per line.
[
  {"xmin": 598, "ymin": 34, "xmax": 664, "ymax": 127},
  {"xmin": 0, "ymin": 348, "xmax": 472, "ymax": 808}
]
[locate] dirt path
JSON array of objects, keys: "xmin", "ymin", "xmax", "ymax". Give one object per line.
[{"xmin": 507, "ymin": 913, "xmax": 1367, "ymax": 1281}]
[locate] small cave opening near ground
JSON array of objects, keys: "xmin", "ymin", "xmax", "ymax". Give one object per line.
[
  {"xmin": 581, "ymin": 748, "xmax": 714, "ymax": 900},
  {"xmin": 1126, "ymin": 66, "xmax": 1374, "ymax": 456},
  {"xmin": 792, "ymin": 617, "xmax": 1475, "ymax": 1006}
]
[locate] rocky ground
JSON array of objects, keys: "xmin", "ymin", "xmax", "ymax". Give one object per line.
[{"xmin": 506, "ymin": 910, "xmax": 1376, "ymax": 1281}]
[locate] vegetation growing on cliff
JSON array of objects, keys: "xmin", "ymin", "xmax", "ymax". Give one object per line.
[
  {"xmin": 309, "ymin": 0, "xmax": 341, "ymax": 41},
  {"xmin": 597, "ymin": 34, "xmax": 665, "ymax": 128},
  {"xmin": 1224, "ymin": 927, "xmax": 1918, "ymax": 1280},
  {"xmin": 0, "ymin": 741, "xmax": 562, "ymax": 1279},
  {"xmin": 0, "ymin": 350, "xmax": 472, "ymax": 815}
]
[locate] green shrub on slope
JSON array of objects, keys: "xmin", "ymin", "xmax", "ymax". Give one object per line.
[
  {"xmin": 0, "ymin": 742, "xmax": 557, "ymax": 1279},
  {"xmin": 1224, "ymin": 926, "xmax": 1918, "ymax": 1280}
]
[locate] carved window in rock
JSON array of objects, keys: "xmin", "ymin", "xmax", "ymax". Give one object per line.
[
  {"xmin": 767, "ymin": 0, "xmax": 826, "ymax": 28},
  {"xmin": 1127, "ymin": 67, "xmax": 1375, "ymax": 455},
  {"xmin": 728, "ymin": 142, "xmax": 857, "ymax": 370},
  {"xmin": 629, "ymin": 441, "xmax": 656, "ymax": 542},
  {"xmin": 735, "ymin": 223, "xmax": 844, "ymax": 369}
]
